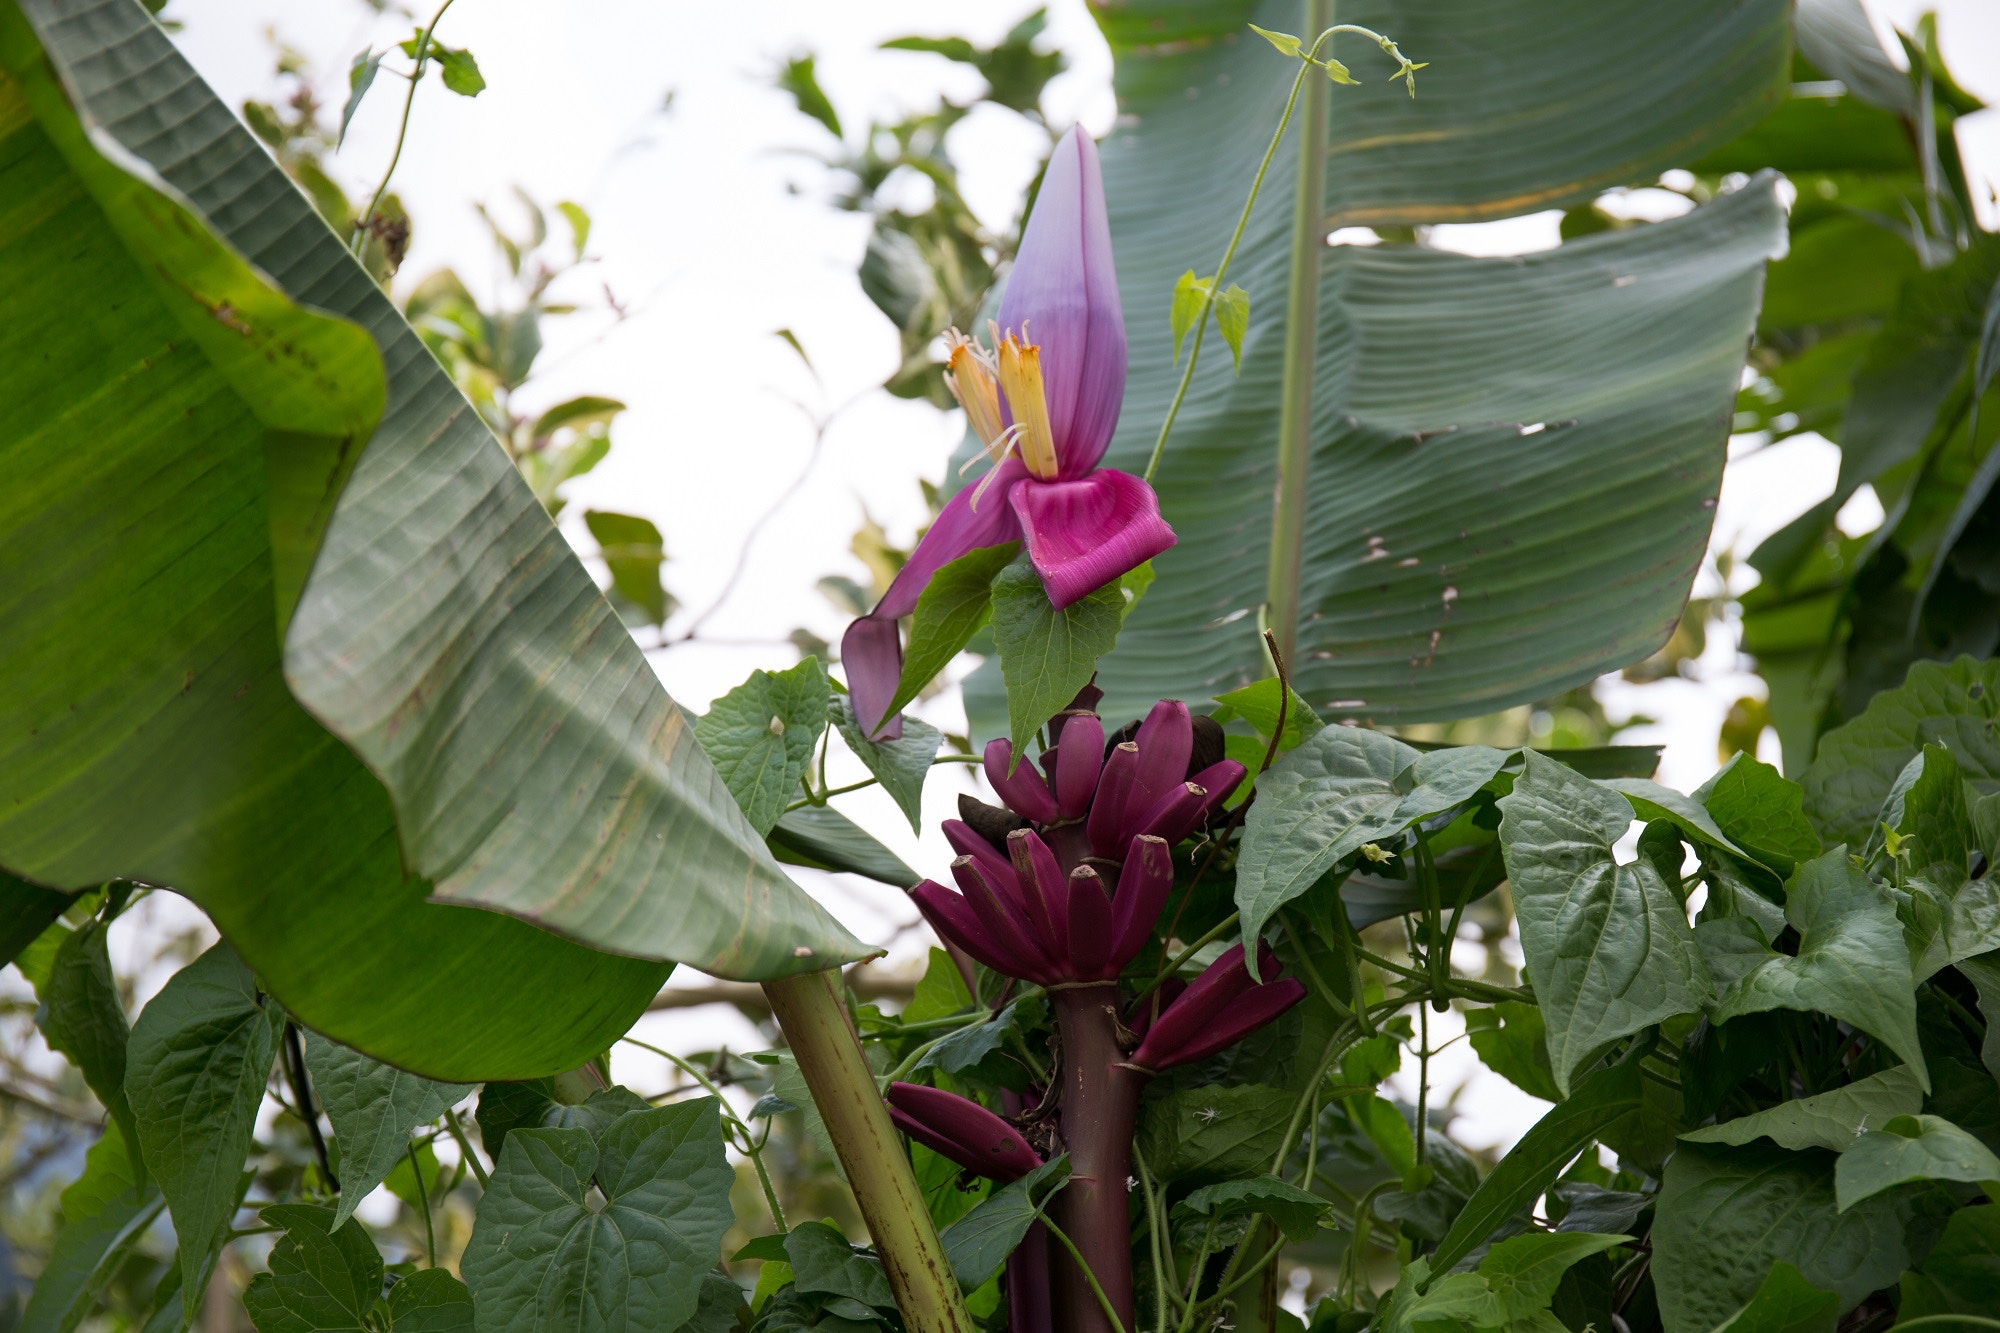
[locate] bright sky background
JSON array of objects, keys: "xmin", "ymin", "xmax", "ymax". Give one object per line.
[{"xmin": 135, "ymin": 0, "xmax": 2000, "ymax": 1160}]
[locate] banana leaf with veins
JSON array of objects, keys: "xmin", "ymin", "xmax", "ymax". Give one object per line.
[
  {"xmin": 963, "ymin": 0, "xmax": 1790, "ymax": 733},
  {"xmin": 0, "ymin": 0, "xmax": 867, "ymax": 1081}
]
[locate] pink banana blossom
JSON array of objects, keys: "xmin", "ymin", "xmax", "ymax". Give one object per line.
[{"xmin": 843, "ymin": 126, "xmax": 1176, "ymax": 739}]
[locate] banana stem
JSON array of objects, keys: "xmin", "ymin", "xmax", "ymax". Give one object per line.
[{"xmin": 763, "ymin": 970, "xmax": 973, "ymax": 1333}]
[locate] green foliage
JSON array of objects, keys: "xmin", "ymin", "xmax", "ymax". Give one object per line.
[
  {"xmin": 340, "ymin": 48, "xmax": 382, "ymax": 146},
  {"xmin": 0, "ymin": 871, "xmax": 70, "ymax": 969},
  {"xmin": 125, "ymin": 945, "xmax": 282, "ymax": 1320},
  {"xmin": 32, "ymin": 914, "xmax": 135, "ymax": 1149},
  {"xmin": 1498, "ymin": 755, "xmax": 1707, "ymax": 1093},
  {"xmin": 916, "ymin": 997, "xmax": 1041, "ymax": 1077},
  {"xmin": 887, "ymin": 544, "xmax": 1020, "ymax": 722},
  {"xmin": 1168, "ymin": 272, "xmax": 1250, "ymax": 373},
  {"xmin": 19, "ymin": 1121, "xmax": 164, "ymax": 1333},
  {"xmin": 881, "ymin": 10, "xmax": 1063, "ymax": 117},
  {"xmin": 1732, "ymin": 5, "xmax": 1995, "ymax": 762},
  {"xmin": 1834, "ymin": 1114, "xmax": 2000, "ymax": 1210},
  {"xmin": 767, "ymin": 806, "xmax": 918, "ymax": 887},
  {"xmin": 1463, "ymin": 1002, "xmax": 1561, "ymax": 1104},
  {"xmin": 1476, "ymin": 1231, "xmax": 1631, "ymax": 1324},
  {"xmin": 1237, "ymin": 727, "xmax": 1506, "ymax": 956},
  {"xmin": 584, "ymin": 510, "xmax": 674, "ymax": 628},
  {"xmin": 1692, "ymin": 753, "xmax": 1823, "ymax": 879},
  {"xmin": 990, "ymin": 561, "xmax": 1126, "ymax": 758},
  {"xmin": 831, "ymin": 697, "xmax": 941, "ymax": 834},
  {"xmin": 430, "ymin": 46, "xmax": 483, "ymax": 98},
  {"xmin": 938, "ymin": 1158, "xmax": 1070, "ymax": 1290},
  {"xmin": 462, "ymin": 1101, "xmax": 735, "ymax": 1333},
  {"xmin": 302, "ymin": 1033, "xmax": 474, "ymax": 1228},
  {"xmin": 1897, "ymin": 1201, "xmax": 2000, "ymax": 1320},
  {"xmin": 243, "ymin": 1205, "xmax": 383, "ymax": 1331},
  {"xmin": 242, "ymin": 1207, "xmax": 474, "ymax": 1332},
  {"xmin": 1172, "ymin": 1176, "xmax": 1330, "ymax": 1244},
  {"xmin": 1428, "ymin": 1056, "xmax": 1644, "ymax": 1276},
  {"xmin": 792, "ymin": 16, "xmax": 1062, "ymax": 407},
  {"xmin": 1, "ymin": 0, "xmax": 867, "ymax": 1082},
  {"xmin": 1802, "ymin": 657, "xmax": 2000, "ymax": 851},
  {"xmin": 1210, "ymin": 677, "xmax": 1325, "ymax": 754},
  {"xmin": 1211, "ymin": 285, "xmax": 1249, "ymax": 373},
  {"xmin": 1372, "ymin": 1232, "xmax": 1625, "ymax": 1333},
  {"xmin": 776, "ymin": 55, "xmax": 841, "ymax": 139},
  {"xmin": 1653, "ymin": 1141, "xmax": 1952, "ymax": 1328},
  {"xmin": 1709, "ymin": 1263, "xmax": 1837, "ymax": 1333},
  {"xmin": 1700, "ymin": 851, "xmax": 1927, "ymax": 1088},
  {"xmin": 697, "ymin": 659, "xmax": 832, "ymax": 836},
  {"xmin": 783, "ymin": 1221, "xmax": 896, "ymax": 1312},
  {"xmin": 1140, "ymin": 1084, "xmax": 1296, "ymax": 1184},
  {"xmin": 1680, "ymin": 1065, "xmax": 1925, "ymax": 1153}
]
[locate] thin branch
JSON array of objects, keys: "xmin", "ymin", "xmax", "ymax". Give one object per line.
[{"xmin": 662, "ymin": 387, "xmax": 869, "ymax": 647}]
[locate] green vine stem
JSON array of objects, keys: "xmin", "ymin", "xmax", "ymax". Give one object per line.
[
  {"xmin": 622, "ymin": 1035, "xmax": 788, "ymax": 1232},
  {"xmin": 1141, "ymin": 17, "xmax": 1415, "ymax": 488},
  {"xmin": 762, "ymin": 970, "xmax": 973, "ymax": 1333},
  {"xmin": 1141, "ymin": 30, "xmax": 1317, "ymax": 486},
  {"xmin": 407, "ymin": 1140, "xmax": 438, "ymax": 1266},
  {"xmin": 441, "ymin": 1108, "xmax": 489, "ymax": 1189},
  {"xmin": 1042, "ymin": 1215, "xmax": 1133, "ymax": 1333},
  {"xmin": 351, "ymin": 0, "xmax": 457, "ymax": 254},
  {"xmin": 1132, "ymin": 1147, "xmax": 1176, "ymax": 1333}
]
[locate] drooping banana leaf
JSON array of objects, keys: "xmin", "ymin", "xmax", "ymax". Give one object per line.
[
  {"xmin": 0, "ymin": 0, "xmax": 867, "ymax": 1080},
  {"xmin": 970, "ymin": 0, "xmax": 1790, "ymax": 728}
]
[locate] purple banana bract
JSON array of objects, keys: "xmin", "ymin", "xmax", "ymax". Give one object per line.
[
  {"xmin": 892, "ymin": 691, "xmax": 1303, "ymax": 1333},
  {"xmin": 911, "ymin": 698, "xmax": 1250, "ymax": 985},
  {"xmin": 884, "ymin": 1081, "xmax": 1042, "ymax": 1183},
  {"xmin": 842, "ymin": 127, "xmax": 1176, "ymax": 739}
]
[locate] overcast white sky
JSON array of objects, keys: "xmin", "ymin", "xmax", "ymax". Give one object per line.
[{"xmin": 147, "ymin": 0, "xmax": 2000, "ymax": 1144}]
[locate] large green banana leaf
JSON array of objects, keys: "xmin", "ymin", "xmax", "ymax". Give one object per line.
[
  {"xmin": 979, "ymin": 0, "xmax": 1790, "ymax": 726},
  {"xmin": 0, "ymin": 0, "xmax": 867, "ymax": 1080}
]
